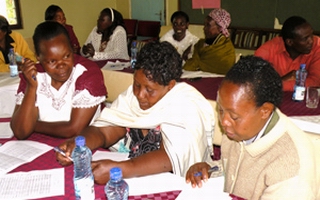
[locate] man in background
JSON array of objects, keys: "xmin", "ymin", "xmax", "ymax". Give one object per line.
[{"xmin": 255, "ymin": 16, "xmax": 320, "ymax": 91}]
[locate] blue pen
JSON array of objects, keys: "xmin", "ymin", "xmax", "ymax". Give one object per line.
[
  {"xmin": 53, "ymin": 146, "xmax": 73, "ymax": 162},
  {"xmin": 194, "ymin": 165, "xmax": 220, "ymax": 177}
]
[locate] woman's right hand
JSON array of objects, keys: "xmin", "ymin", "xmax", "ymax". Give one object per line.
[
  {"xmin": 20, "ymin": 59, "xmax": 37, "ymax": 86},
  {"xmin": 82, "ymin": 43, "xmax": 95, "ymax": 57},
  {"xmin": 56, "ymin": 138, "xmax": 76, "ymax": 166}
]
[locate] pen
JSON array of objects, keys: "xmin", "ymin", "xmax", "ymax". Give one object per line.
[
  {"xmin": 194, "ymin": 165, "xmax": 220, "ymax": 177},
  {"xmin": 53, "ymin": 146, "xmax": 73, "ymax": 162}
]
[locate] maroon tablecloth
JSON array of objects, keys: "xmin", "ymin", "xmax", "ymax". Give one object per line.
[
  {"xmin": 182, "ymin": 77, "xmax": 320, "ymax": 116},
  {"xmin": 0, "ymin": 128, "xmax": 181, "ymax": 200}
]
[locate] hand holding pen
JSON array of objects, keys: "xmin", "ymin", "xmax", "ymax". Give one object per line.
[
  {"xmin": 186, "ymin": 162, "xmax": 220, "ymax": 188},
  {"xmin": 53, "ymin": 146, "xmax": 73, "ymax": 162}
]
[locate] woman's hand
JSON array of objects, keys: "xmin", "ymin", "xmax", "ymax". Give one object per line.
[
  {"xmin": 182, "ymin": 44, "xmax": 192, "ymax": 61},
  {"xmin": 55, "ymin": 138, "xmax": 76, "ymax": 166},
  {"xmin": 91, "ymin": 159, "xmax": 118, "ymax": 185},
  {"xmin": 20, "ymin": 59, "xmax": 37, "ymax": 86},
  {"xmin": 185, "ymin": 162, "xmax": 211, "ymax": 188},
  {"xmin": 82, "ymin": 43, "xmax": 95, "ymax": 57}
]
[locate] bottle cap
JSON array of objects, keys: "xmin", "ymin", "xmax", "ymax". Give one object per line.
[
  {"xmin": 132, "ymin": 41, "xmax": 136, "ymax": 47},
  {"xmin": 75, "ymin": 136, "xmax": 85, "ymax": 146},
  {"xmin": 110, "ymin": 167, "xmax": 122, "ymax": 180},
  {"xmin": 300, "ymin": 64, "xmax": 306, "ymax": 69}
]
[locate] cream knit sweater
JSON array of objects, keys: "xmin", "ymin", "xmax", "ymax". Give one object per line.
[{"xmin": 221, "ymin": 109, "xmax": 318, "ymax": 199}]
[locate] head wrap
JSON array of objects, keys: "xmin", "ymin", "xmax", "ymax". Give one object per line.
[{"xmin": 208, "ymin": 9, "xmax": 231, "ymax": 37}]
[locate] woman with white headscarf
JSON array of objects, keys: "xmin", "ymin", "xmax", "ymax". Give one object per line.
[{"xmin": 183, "ymin": 8, "xmax": 235, "ymax": 74}]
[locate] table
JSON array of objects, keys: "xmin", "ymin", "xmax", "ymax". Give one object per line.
[
  {"xmin": 0, "ymin": 73, "xmax": 20, "ymax": 117},
  {"xmin": 0, "ymin": 117, "xmax": 181, "ymax": 200}
]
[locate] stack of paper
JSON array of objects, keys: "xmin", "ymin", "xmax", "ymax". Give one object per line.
[{"xmin": 0, "ymin": 140, "xmax": 52, "ymax": 175}]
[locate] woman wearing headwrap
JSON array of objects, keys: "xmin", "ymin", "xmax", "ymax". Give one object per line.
[
  {"xmin": 0, "ymin": 15, "xmax": 36, "ymax": 72},
  {"xmin": 183, "ymin": 8, "xmax": 235, "ymax": 74}
]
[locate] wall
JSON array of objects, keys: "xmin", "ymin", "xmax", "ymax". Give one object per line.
[
  {"xmin": 16, "ymin": 0, "xmax": 178, "ymax": 45},
  {"xmin": 17, "ymin": 0, "xmax": 117, "ymax": 45},
  {"xmin": 179, "ymin": 0, "xmax": 320, "ymax": 31}
]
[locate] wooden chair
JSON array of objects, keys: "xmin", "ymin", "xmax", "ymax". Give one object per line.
[{"xmin": 136, "ymin": 20, "xmax": 161, "ymax": 41}]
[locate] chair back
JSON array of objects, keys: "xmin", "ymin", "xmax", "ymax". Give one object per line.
[
  {"xmin": 136, "ymin": 20, "xmax": 161, "ymax": 41},
  {"xmin": 123, "ymin": 19, "xmax": 138, "ymax": 40}
]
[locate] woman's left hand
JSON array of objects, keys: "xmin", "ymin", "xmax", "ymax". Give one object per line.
[{"xmin": 91, "ymin": 159, "xmax": 117, "ymax": 185}]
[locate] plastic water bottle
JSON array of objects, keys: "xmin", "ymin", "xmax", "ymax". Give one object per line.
[
  {"xmin": 105, "ymin": 167, "xmax": 129, "ymax": 200},
  {"xmin": 8, "ymin": 48, "xmax": 18, "ymax": 77},
  {"xmin": 130, "ymin": 41, "xmax": 137, "ymax": 69},
  {"xmin": 292, "ymin": 64, "xmax": 307, "ymax": 101},
  {"xmin": 72, "ymin": 136, "xmax": 95, "ymax": 200}
]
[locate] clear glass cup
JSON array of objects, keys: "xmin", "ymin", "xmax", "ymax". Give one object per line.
[{"xmin": 306, "ymin": 86, "xmax": 320, "ymax": 108}]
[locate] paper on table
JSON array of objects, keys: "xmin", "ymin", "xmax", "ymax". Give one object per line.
[
  {"xmin": 92, "ymin": 150, "xmax": 129, "ymax": 161},
  {"xmin": 181, "ymin": 70, "xmax": 225, "ymax": 79},
  {"xmin": 176, "ymin": 176, "xmax": 230, "ymax": 200},
  {"xmin": 0, "ymin": 122, "xmax": 13, "ymax": 138},
  {"xmin": 126, "ymin": 172, "xmax": 229, "ymax": 199},
  {"xmin": 289, "ymin": 116, "xmax": 320, "ymax": 134},
  {"xmin": 0, "ymin": 140, "xmax": 52, "ymax": 175},
  {"xmin": 0, "ymin": 168, "xmax": 64, "ymax": 200},
  {"xmin": 126, "ymin": 172, "xmax": 186, "ymax": 196},
  {"xmin": 101, "ymin": 60, "xmax": 131, "ymax": 71}
]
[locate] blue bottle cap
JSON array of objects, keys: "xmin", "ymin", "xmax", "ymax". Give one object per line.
[
  {"xmin": 110, "ymin": 167, "xmax": 122, "ymax": 180},
  {"xmin": 75, "ymin": 136, "xmax": 85, "ymax": 146},
  {"xmin": 300, "ymin": 64, "xmax": 306, "ymax": 69},
  {"xmin": 132, "ymin": 41, "xmax": 136, "ymax": 47}
]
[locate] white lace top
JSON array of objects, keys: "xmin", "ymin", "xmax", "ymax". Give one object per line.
[
  {"xmin": 16, "ymin": 63, "xmax": 106, "ymax": 122},
  {"xmin": 81, "ymin": 26, "xmax": 129, "ymax": 61}
]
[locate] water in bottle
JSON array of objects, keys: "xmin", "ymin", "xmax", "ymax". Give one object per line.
[
  {"xmin": 72, "ymin": 136, "xmax": 95, "ymax": 200},
  {"xmin": 8, "ymin": 48, "xmax": 18, "ymax": 77},
  {"xmin": 130, "ymin": 41, "xmax": 137, "ymax": 69},
  {"xmin": 292, "ymin": 64, "xmax": 307, "ymax": 101},
  {"xmin": 105, "ymin": 167, "xmax": 129, "ymax": 200}
]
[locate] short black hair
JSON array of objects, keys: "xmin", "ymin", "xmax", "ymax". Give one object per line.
[
  {"xmin": 281, "ymin": 16, "xmax": 308, "ymax": 41},
  {"xmin": 134, "ymin": 41, "xmax": 182, "ymax": 86},
  {"xmin": 170, "ymin": 11, "xmax": 190, "ymax": 23},
  {"xmin": 33, "ymin": 21, "xmax": 71, "ymax": 56},
  {"xmin": 0, "ymin": 15, "xmax": 11, "ymax": 34},
  {"xmin": 223, "ymin": 56, "xmax": 283, "ymax": 108},
  {"xmin": 45, "ymin": 5, "xmax": 62, "ymax": 21}
]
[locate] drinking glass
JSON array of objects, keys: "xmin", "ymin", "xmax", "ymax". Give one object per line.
[{"xmin": 306, "ymin": 86, "xmax": 320, "ymax": 108}]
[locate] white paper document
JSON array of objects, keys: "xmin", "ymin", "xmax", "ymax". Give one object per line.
[
  {"xmin": 101, "ymin": 60, "xmax": 131, "ymax": 71},
  {"xmin": 0, "ymin": 168, "xmax": 64, "ymax": 200},
  {"xmin": 125, "ymin": 172, "xmax": 230, "ymax": 199},
  {"xmin": 0, "ymin": 122, "xmax": 13, "ymax": 138},
  {"xmin": 92, "ymin": 150, "xmax": 129, "ymax": 161},
  {"xmin": 176, "ymin": 176, "xmax": 230, "ymax": 200},
  {"xmin": 0, "ymin": 140, "xmax": 52, "ymax": 175}
]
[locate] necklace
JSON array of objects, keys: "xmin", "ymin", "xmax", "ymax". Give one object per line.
[{"xmin": 39, "ymin": 69, "xmax": 75, "ymax": 110}]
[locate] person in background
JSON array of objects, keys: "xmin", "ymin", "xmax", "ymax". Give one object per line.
[
  {"xmin": 255, "ymin": 16, "xmax": 320, "ymax": 91},
  {"xmin": 0, "ymin": 15, "xmax": 36, "ymax": 72},
  {"xmin": 183, "ymin": 8, "xmax": 235, "ymax": 74},
  {"xmin": 10, "ymin": 21, "xmax": 107, "ymax": 140},
  {"xmin": 160, "ymin": 11, "xmax": 199, "ymax": 62},
  {"xmin": 56, "ymin": 41, "xmax": 215, "ymax": 185},
  {"xmin": 81, "ymin": 8, "xmax": 129, "ymax": 61},
  {"xmin": 45, "ymin": 4, "xmax": 81, "ymax": 54},
  {"xmin": 186, "ymin": 56, "xmax": 317, "ymax": 199}
]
